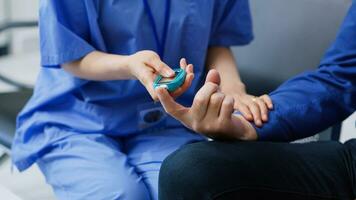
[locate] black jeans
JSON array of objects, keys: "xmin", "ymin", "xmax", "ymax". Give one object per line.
[{"xmin": 159, "ymin": 140, "xmax": 356, "ymax": 200}]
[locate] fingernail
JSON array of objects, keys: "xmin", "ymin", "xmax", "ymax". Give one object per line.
[
  {"xmin": 168, "ymin": 70, "xmax": 175, "ymax": 77},
  {"xmin": 164, "ymin": 71, "xmax": 172, "ymax": 77}
]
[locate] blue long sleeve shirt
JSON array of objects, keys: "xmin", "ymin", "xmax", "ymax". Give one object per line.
[{"xmin": 256, "ymin": 3, "xmax": 356, "ymax": 141}]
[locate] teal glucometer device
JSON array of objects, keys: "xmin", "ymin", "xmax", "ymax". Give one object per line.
[{"xmin": 153, "ymin": 68, "xmax": 186, "ymax": 92}]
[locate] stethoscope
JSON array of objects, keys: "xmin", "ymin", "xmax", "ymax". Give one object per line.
[{"xmin": 142, "ymin": 0, "xmax": 171, "ymax": 59}]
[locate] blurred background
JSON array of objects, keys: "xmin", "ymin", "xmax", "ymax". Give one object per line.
[{"xmin": 0, "ymin": 0, "xmax": 355, "ymax": 199}]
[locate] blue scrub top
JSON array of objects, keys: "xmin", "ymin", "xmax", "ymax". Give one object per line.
[
  {"xmin": 255, "ymin": 2, "xmax": 356, "ymax": 141},
  {"xmin": 12, "ymin": 0, "xmax": 253, "ymax": 171}
]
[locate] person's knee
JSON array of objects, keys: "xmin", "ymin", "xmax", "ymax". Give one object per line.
[
  {"xmin": 55, "ymin": 172, "xmax": 150, "ymax": 200},
  {"xmin": 159, "ymin": 142, "xmax": 221, "ymax": 198},
  {"xmin": 159, "ymin": 141, "xmax": 262, "ymax": 199},
  {"xmin": 39, "ymin": 161, "xmax": 150, "ymax": 200},
  {"xmin": 87, "ymin": 174, "xmax": 150, "ymax": 200}
]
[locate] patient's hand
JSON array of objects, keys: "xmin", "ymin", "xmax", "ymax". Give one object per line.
[{"xmin": 156, "ymin": 70, "xmax": 258, "ymax": 141}]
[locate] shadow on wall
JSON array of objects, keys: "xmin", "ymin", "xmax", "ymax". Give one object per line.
[{"xmin": 233, "ymin": 0, "xmax": 352, "ymax": 95}]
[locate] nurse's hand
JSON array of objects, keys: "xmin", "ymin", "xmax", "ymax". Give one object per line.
[
  {"xmin": 127, "ymin": 50, "xmax": 194, "ymax": 100},
  {"xmin": 231, "ymin": 93, "xmax": 273, "ymax": 127},
  {"xmin": 169, "ymin": 58, "xmax": 195, "ymax": 99},
  {"xmin": 156, "ymin": 69, "xmax": 257, "ymax": 141}
]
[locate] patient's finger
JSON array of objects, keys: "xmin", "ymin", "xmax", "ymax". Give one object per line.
[
  {"xmin": 205, "ymin": 69, "xmax": 221, "ymax": 85},
  {"xmin": 191, "ymin": 82, "xmax": 219, "ymax": 121},
  {"xmin": 206, "ymin": 92, "xmax": 225, "ymax": 119},
  {"xmin": 220, "ymin": 96, "xmax": 234, "ymax": 119},
  {"xmin": 156, "ymin": 87, "xmax": 188, "ymax": 120}
]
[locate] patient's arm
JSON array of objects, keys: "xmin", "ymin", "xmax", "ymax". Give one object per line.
[{"xmin": 254, "ymin": 4, "xmax": 356, "ymax": 141}]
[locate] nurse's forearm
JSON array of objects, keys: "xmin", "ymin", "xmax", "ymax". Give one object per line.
[
  {"xmin": 206, "ymin": 47, "xmax": 246, "ymax": 94},
  {"xmin": 62, "ymin": 51, "xmax": 133, "ymax": 81}
]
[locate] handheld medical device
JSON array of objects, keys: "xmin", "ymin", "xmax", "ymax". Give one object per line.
[{"xmin": 153, "ymin": 68, "xmax": 186, "ymax": 92}]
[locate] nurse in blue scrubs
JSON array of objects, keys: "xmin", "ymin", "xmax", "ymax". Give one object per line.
[{"xmin": 12, "ymin": 0, "xmax": 269, "ymax": 199}]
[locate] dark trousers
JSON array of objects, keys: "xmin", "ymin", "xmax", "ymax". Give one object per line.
[{"xmin": 159, "ymin": 140, "xmax": 356, "ymax": 200}]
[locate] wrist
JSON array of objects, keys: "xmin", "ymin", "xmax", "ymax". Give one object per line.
[
  {"xmin": 221, "ymin": 81, "xmax": 246, "ymax": 96},
  {"xmin": 112, "ymin": 54, "xmax": 135, "ymax": 79}
]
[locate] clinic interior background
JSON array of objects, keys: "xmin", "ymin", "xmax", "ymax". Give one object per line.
[
  {"xmin": 0, "ymin": 0, "xmax": 356, "ymax": 167},
  {"xmin": 0, "ymin": 0, "xmax": 355, "ymax": 199}
]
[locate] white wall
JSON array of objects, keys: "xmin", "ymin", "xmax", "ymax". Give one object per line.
[
  {"xmin": 9, "ymin": 0, "xmax": 38, "ymax": 21},
  {"xmin": 234, "ymin": 0, "xmax": 352, "ymax": 82},
  {"xmin": 0, "ymin": 0, "xmax": 8, "ymax": 48},
  {"xmin": 0, "ymin": 0, "xmax": 6, "ymax": 23},
  {"xmin": 8, "ymin": 0, "xmax": 39, "ymax": 54}
]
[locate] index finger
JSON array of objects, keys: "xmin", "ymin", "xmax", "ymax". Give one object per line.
[
  {"xmin": 156, "ymin": 87, "xmax": 189, "ymax": 120},
  {"xmin": 191, "ymin": 82, "xmax": 219, "ymax": 120},
  {"xmin": 137, "ymin": 72, "xmax": 159, "ymax": 101}
]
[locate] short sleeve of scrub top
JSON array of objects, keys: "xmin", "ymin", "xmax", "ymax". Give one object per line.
[
  {"xmin": 39, "ymin": 0, "xmax": 96, "ymax": 67},
  {"xmin": 209, "ymin": 0, "xmax": 254, "ymax": 46}
]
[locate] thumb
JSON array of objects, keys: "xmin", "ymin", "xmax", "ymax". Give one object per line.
[
  {"xmin": 205, "ymin": 69, "xmax": 221, "ymax": 85},
  {"xmin": 147, "ymin": 58, "xmax": 175, "ymax": 77}
]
